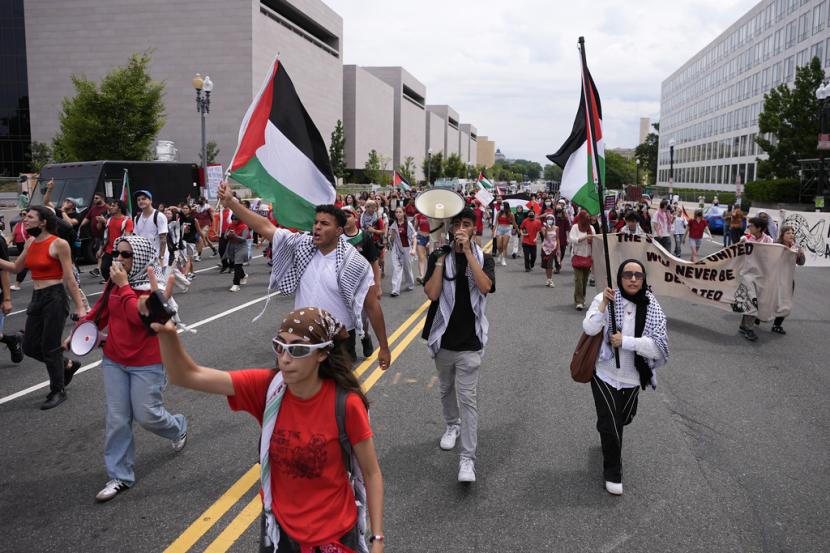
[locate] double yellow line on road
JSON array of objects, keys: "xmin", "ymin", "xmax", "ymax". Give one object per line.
[{"xmin": 165, "ymin": 241, "xmax": 490, "ymax": 552}]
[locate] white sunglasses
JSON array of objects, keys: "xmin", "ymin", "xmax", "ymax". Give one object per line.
[{"xmin": 271, "ymin": 338, "xmax": 332, "ymax": 358}]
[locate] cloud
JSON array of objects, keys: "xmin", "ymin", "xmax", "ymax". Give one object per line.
[{"xmin": 326, "ymin": 0, "xmax": 759, "ymax": 165}]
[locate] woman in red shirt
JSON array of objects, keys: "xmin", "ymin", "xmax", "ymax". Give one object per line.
[
  {"xmin": 687, "ymin": 209, "xmax": 708, "ymax": 262},
  {"xmin": 72, "ymin": 235, "xmax": 187, "ymax": 502},
  {"xmin": 153, "ymin": 307, "xmax": 385, "ymax": 553},
  {"xmin": 414, "ymin": 211, "xmax": 432, "ymax": 284},
  {"xmin": 0, "ymin": 206, "xmax": 87, "ymax": 410}
]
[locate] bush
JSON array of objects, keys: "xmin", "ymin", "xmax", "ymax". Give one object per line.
[{"xmin": 744, "ymin": 178, "xmax": 801, "ymax": 203}]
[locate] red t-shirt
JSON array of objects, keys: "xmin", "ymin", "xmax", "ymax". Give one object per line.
[
  {"xmin": 415, "ymin": 213, "xmax": 430, "ymax": 233},
  {"xmin": 104, "ymin": 215, "xmax": 134, "ymax": 253},
  {"xmin": 688, "ymin": 219, "xmax": 708, "ymax": 239},
  {"xmin": 526, "ymin": 201, "xmax": 541, "ymax": 215},
  {"xmin": 398, "ymin": 225, "xmax": 409, "ymax": 248},
  {"xmin": 82, "ymin": 285, "xmax": 159, "ymax": 365},
  {"xmin": 473, "ymin": 208, "xmax": 484, "ymax": 233},
  {"xmin": 227, "ymin": 373, "xmax": 372, "ymax": 546},
  {"xmin": 85, "ymin": 203, "xmax": 110, "ymax": 238},
  {"xmin": 520, "ymin": 218, "xmax": 543, "ymax": 245},
  {"xmin": 194, "ymin": 206, "xmax": 213, "ymax": 227}
]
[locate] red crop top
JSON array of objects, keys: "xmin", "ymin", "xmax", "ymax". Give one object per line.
[{"xmin": 25, "ymin": 235, "xmax": 63, "ymax": 280}]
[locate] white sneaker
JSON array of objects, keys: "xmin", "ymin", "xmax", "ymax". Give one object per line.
[
  {"xmin": 229, "ymin": 285, "xmax": 241, "ymax": 292},
  {"xmin": 458, "ymin": 457, "xmax": 476, "ymax": 482},
  {"xmin": 95, "ymin": 479, "xmax": 131, "ymax": 502},
  {"xmin": 546, "ymin": 279, "xmax": 552, "ymax": 287},
  {"xmin": 500, "ymin": 256, "xmax": 507, "ymax": 267},
  {"xmin": 172, "ymin": 431, "xmax": 187, "ymax": 452},
  {"xmin": 576, "ymin": 303, "xmax": 584, "ymax": 311},
  {"xmin": 605, "ymin": 481, "xmax": 623, "ymax": 495},
  {"xmin": 550, "ymin": 279, "xmax": 555, "ymax": 288},
  {"xmin": 193, "ymin": 255, "xmax": 201, "ymax": 262},
  {"xmin": 240, "ymin": 277, "xmax": 248, "ymax": 285},
  {"xmin": 9, "ymin": 284, "xmax": 20, "ymax": 291},
  {"xmin": 439, "ymin": 424, "xmax": 460, "ymax": 450}
]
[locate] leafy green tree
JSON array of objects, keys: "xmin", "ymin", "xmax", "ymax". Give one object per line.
[
  {"xmin": 398, "ymin": 156, "xmax": 415, "ymax": 184},
  {"xmin": 634, "ymin": 121, "xmax": 659, "ymax": 185},
  {"xmin": 28, "ymin": 141, "xmax": 53, "ymax": 172},
  {"xmin": 52, "ymin": 52, "xmax": 165, "ymax": 162},
  {"xmin": 756, "ymin": 57, "xmax": 826, "ymax": 179},
  {"xmin": 364, "ymin": 149, "xmax": 382, "ymax": 184},
  {"xmin": 445, "ymin": 153, "xmax": 465, "ymax": 178},
  {"xmin": 199, "ymin": 140, "xmax": 220, "ymax": 165},
  {"xmin": 329, "ymin": 119, "xmax": 347, "ymax": 179},
  {"xmin": 604, "ymin": 150, "xmax": 635, "ymax": 188},
  {"xmin": 421, "ymin": 152, "xmax": 444, "ymax": 184},
  {"xmin": 543, "ymin": 163, "xmax": 562, "ymax": 181}
]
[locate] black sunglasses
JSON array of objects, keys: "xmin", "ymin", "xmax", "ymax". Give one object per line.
[
  {"xmin": 621, "ymin": 271, "xmax": 644, "ymax": 281},
  {"xmin": 113, "ymin": 251, "xmax": 134, "ymax": 259}
]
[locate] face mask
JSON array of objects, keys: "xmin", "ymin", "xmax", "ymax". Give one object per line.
[
  {"xmin": 546, "ymin": 218, "xmax": 554, "ymax": 225},
  {"xmin": 28, "ymin": 227, "xmax": 42, "ymax": 238},
  {"xmin": 545, "ymin": 201, "xmax": 552, "ymax": 206}
]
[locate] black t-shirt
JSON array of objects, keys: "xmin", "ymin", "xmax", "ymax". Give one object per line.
[
  {"xmin": 423, "ymin": 251, "xmax": 496, "ymax": 352},
  {"xmin": 0, "ymin": 235, "xmax": 9, "ymax": 302},
  {"xmin": 344, "ymin": 230, "xmax": 378, "ymax": 264},
  {"xmin": 179, "ymin": 214, "xmax": 198, "ymax": 243}
]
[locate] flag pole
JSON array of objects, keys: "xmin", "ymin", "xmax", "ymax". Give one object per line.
[{"xmin": 578, "ymin": 36, "xmax": 620, "ymax": 368}]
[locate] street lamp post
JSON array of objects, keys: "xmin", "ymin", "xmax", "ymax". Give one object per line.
[
  {"xmin": 815, "ymin": 82, "xmax": 830, "ymax": 212},
  {"xmin": 668, "ymin": 138, "xmax": 675, "ymax": 199},
  {"xmin": 193, "ymin": 73, "xmax": 214, "ymax": 195},
  {"xmin": 427, "ymin": 148, "xmax": 432, "ymax": 186},
  {"xmin": 636, "ymin": 158, "xmax": 641, "ymax": 188}
]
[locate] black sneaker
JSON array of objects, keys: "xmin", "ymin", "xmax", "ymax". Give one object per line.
[
  {"xmin": 8, "ymin": 333, "xmax": 23, "ymax": 363},
  {"xmin": 771, "ymin": 325, "xmax": 786, "ymax": 335},
  {"xmin": 89, "ymin": 268, "xmax": 101, "ymax": 277},
  {"xmin": 64, "ymin": 360, "xmax": 81, "ymax": 387},
  {"xmin": 511, "ymin": 253, "xmax": 517, "ymax": 259},
  {"xmin": 739, "ymin": 327, "xmax": 759, "ymax": 342},
  {"xmin": 40, "ymin": 390, "xmax": 67, "ymax": 410},
  {"xmin": 361, "ymin": 336, "xmax": 374, "ymax": 358}
]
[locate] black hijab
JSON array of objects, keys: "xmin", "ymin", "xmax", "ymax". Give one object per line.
[
  {"xmin": 616, "ymin": 259, "xmax": 649, "ymax": 308},
  {"xmin": 616, "ymin": 258, "xmax": 652, "ymax": 389}
]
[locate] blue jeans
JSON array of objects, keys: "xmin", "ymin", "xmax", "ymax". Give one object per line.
[{"xmin": 102, "ymin": 356, "xmax": 186, "ymax": 484}]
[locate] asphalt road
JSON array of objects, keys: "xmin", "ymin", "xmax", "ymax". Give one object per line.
[{"xmin": 0, "ymin": 235, "xmax": 828, "ymax": 553}]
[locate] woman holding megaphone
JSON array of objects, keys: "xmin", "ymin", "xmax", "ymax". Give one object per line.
[{"xmin": 65, "ymin": 234, "xmax": 187, "ymax": 503}]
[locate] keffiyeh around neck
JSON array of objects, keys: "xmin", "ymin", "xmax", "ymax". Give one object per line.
[{"xmin": 113, "ymin": 235, "xmax": 155, "ymax": 290}]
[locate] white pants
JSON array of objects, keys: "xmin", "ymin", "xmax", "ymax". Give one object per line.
[
  {"xmin": 510, "ymin": 233, "xmax": 520, "ymax": 256},
  {"xmin": 390, "ymin": 248, "xmax": 414, "ymax": 294}
]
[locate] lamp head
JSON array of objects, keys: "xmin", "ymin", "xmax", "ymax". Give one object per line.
[
  {"xmin": 192, "ymin": 73, "xmax": 204, "ymax": 90},
  {"xmin": 669, "ymin": 138, "xmax": 675, "ymax": 147},
  {"xmin": 203, "ymin": 75, "xmax": 214, "ymax": 93}
]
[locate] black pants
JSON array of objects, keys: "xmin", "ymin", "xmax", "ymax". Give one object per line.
[
  {"xmin": 260, "ymin": 513, "xmax": 360, "ymax": 553},
  {"xmin": 23, "ymin": 284, "xmax": 70, "ymax": 394},
  {"xmin": 218, "ymin": 237, "xmax": 230, "ymax": 268},
  {"xmin": 590, "ymin": 374, "xmax": 639, "ymax": 484},
  {"xmin": 232, "ymin": 264, "xmax": 245, "ymax": 285},
  {"xmin": 556, "ymin": 241, "xmax": 567, "ymax": 271},
  {"xmin": 14, "ymin": 242, "xmax": 28, "ymax": 283},
  {"xmin": 729, "ymin": 227, "xmax": 743, "ymax": 245},
  {"xmin": 346, "ymin": 329, "xmax": 357, "ymax": 362},
  {"xmin": 100, "ymin": 252, "xmax": 114, "ymax": 281},
  {"xmin": 522, "ymin": 243, "xmax": 537, "ymax": 269},
  {"xmin": 655, "ymin": 236, "xmax": 672, "ymax": 251}
]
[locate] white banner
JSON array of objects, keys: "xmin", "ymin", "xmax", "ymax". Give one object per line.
[
  {"xmin": 206, "ymin": 164, "xmax": 224, "ymax": 200},
  {"xmin": 591, "ymin": 234, "xmax": 798, "ymax": 321},
  {"xmin": 780, "ymin": 210, "xmax": 829, "ymax": 267}
]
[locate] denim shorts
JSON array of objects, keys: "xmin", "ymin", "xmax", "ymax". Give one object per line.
[
  {"xmin": 496, "ymin": 225, "xmax": 512, "ymax": 236},
  {"xmin": 690, "ymin": 238, "xmax": 702, "ymax": 249},
  {"xmin": 416, "ymin": 234, "xmax": 430, "ymax": 247}
]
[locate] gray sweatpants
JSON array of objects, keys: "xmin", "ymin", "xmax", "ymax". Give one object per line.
[{"xmin": 434, "ymin": 349, "xmax": 482, "ymax": 461}]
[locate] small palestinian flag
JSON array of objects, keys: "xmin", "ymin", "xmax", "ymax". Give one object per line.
[
  {"xmin": 393, "ymin": 170, "xmax": 410, "ymax": 191},
  {"xmin": 228, "ymin": 57, "xmax": 335, "ymax": 231},
  {"xmin": 120, "ymin": 169, "xmax": 133, "ymax": 216},
  {"xmin": 547, "ymin": 63, "xmax": 604, "ymax": 215},
  {"xmin": 476, "ymin": 172, "xmax": 494, "ymax": 190}
]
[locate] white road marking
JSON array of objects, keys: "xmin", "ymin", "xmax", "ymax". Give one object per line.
[{"xmin": 0, "ymin": 289, "xmax": 279, "ymax": 406}]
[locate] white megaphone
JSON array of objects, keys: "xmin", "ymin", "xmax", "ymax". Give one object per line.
[{"xmin": 414, "ymin": 188, "xmax": 466, "ymax": 248}]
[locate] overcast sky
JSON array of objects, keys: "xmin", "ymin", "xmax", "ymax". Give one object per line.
[{"xmin": 326, "ymin": 0, "xmax": 760, "ymax": 165}]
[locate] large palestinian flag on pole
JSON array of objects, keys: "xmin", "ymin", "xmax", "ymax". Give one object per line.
[
  {"xmin": 228, "ymin": 58, "xmax": 335, "ymax": 231},
  {"xmin": 547, "ymin": 64, "xmax": 604, "ymax": 215},
  {"xmin": 392, "ymin": 170, "xmax": 410, "ymax": 191},
  {"xmin": 476, "ymin": 172, "xmax": 494, "ymax": 190}
]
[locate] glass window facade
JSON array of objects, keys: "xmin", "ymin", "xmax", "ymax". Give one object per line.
[{"xmin": 0, "ymin": 0, "xmax": 30, "ymax": 177}]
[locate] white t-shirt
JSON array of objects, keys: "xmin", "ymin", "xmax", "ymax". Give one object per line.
[
  {"xmin": 294, "ymin": 250, "xmax": 357, "ymax": 331},
  {"xmin": 134, "ymin": 209, "xmax": 169, "ymax": 254},
  {"xmin": 673, "ymin": 216, "xmax": 687, "ymax": 235}
]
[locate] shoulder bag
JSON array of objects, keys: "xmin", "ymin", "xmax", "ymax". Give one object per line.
[{"xmin": 569, "ymin": 331, "xmax": 603, "ymax": 383}]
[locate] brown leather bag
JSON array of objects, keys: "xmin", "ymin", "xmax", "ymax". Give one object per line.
[{"xmin": 570, "ymin": 331, "xmax": 603, "ymax": 383}]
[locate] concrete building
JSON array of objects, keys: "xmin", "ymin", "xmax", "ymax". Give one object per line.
[
  {"xmin": 639, "ymin": 117, "xmax": 651, "ymax": 144},
  {"xmin": 426, "ymin": 105, "xmax": 461, "ymax": 159},
  {"xmin": 364, "ymin": 66, "xmax": 427, "ymax": 181},
  {"xmin": 24, "ymin": 0, "xmax": 343, "ymax": 170},
  {"xmin": 342, "ymin": 65, "xmax": 394, "ymax": 172},
  {"xmin": 426, "ymin": 110, "xmax": 444, "ymax": 159},
  {"xmin": 477, "ymin": 136, "xmax": 496, "ymax": 168},
  {"xmin": 609, "ymin": 147, "xmax": 636, "ymax": 160},
  {"xmin": 658, "ymin": 0, "xmax": 830, "ymax": 191},
  {"xmin": 494, "ymin": 148, "xmax": 506, "ymax": 163},
  {"xmin": 459, "ymin": 123, "xmax": 477, "ymax": 165}
]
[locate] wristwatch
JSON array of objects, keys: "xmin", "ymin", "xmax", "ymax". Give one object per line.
[{"xmin": 368, "ymin": 535, "xmax": 384, "ymax": 543}]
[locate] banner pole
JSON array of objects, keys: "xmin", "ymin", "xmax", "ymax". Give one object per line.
[{"xmin": 578, "ymin": 36, "xmax": 620, "ymax": 368}]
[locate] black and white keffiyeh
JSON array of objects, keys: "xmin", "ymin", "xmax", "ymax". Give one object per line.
[{"xmin": 113, "ymin": 235, "xmax": 156, "ymax": 290}]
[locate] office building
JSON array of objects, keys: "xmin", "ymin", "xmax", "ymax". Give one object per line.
[
  {"xmin": 658, "ymin": 0, "xmax": 830, "ymax": 191},
  {"xmin": 639, "ymin": 117, "xmax": 651, "ymax": 144},
  {"xmin": 364, "ymin": 66, "xmax": 427, "ymax": 181},
  {"xmin": 342, "ymin": 65, "xmax": 394, "ymax": 172},
  {"xmin": 1, "ymin": 0, "xmax": 29, "ymax": 177},
  {"xmin": 459, "ymin": 123, "xmax": 477, "ymax": 165},
  {"xmin": 24, "ymin": 0, "xmax": 343, "ymax": 169},
  {"xmin": 426, "ymin": 105, "xmax": 460, "ymax": 159},
  {"xmin": 477, "ymin": 136, "xmax": 496, "ymax": 168}
]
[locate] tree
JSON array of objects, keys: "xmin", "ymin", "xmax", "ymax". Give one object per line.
[
  {"xmin": 543, "ymin": 163, "xmax": 562, "ymax": 181},
  {"xmin": 329, "ymin": 119, "xmax": 347, "ymax": 179},
  {"xmin": 364, "ymin": 149, "xmax": 382, "ymax": 184},
  {"xmin": 29, "ymin": 141, "xmax": 53, "ymax": 172},
  {"xmin": 634, "ymin": 121, "xmax": 659, "ymax": 185},
  {"xmin": 379, "ymin": 154, "xmax": 392, "ymax": 186},
  {"xmin": 445, "ymin": 153, "xmax": 465, "ymax": 178},
  {"xmin": 198, "ymin": 140, "xmax": 220, "ymax": 165},
  {"xmin": 756, "ymin": 57, "xmax": 826, "ymax": 179},
  {"xmin": 52, "ymin": 52, "xmax": 165, "ymax": 162},
  {"xmin": 421, "ymin": 152, "xmax": 444, "ymax": 184},
  {"xmin": 604, "ymin": 150, "xmax": 635, "ymax": 188},
  {"xmin": 398, "ymin": 156, "xmax": 415, "ymax": 184}
]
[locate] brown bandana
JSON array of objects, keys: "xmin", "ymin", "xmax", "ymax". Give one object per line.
[{"xmin": 278, "ymin": 307, "xmax": 349, "ymax": 344}]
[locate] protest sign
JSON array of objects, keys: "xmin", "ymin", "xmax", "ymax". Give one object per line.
[
  {"xmin": 206, "ymin": 164, "xmax": 224, "ymax": 200},
  {"xmin": 591, "ymin": 233, "xmax": 797, "ymax": 320},
  {"xmin": 779, "ymin": 210, "xmax": 829, "ymax": 267}
]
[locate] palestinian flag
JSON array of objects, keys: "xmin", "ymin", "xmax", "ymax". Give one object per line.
[
  {"xmin": 547, "ymin": 64, "xmax": 604, "ymax": 215},
  {"xmin": 228, "ymin": 58, "xmax": 335, "ymax": 231},
  {"xmin": 393, "ymin": 170, "xmax": 411, "ymax": 191},
  {"xmin": 476, "ymin": 172, "xmax": 494, "ymax": 190},
  {"xmin": 120, "ymin": 169, "xmax": 133, "ymax": 215}
]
